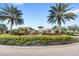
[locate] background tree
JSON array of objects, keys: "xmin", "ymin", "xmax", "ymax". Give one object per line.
[
  {"xmin": 68, "ymin": 25, "xmax": 79, "ymax": 32},
  {"xmin": 0, "ymin": 5, "xmax": 24, "ymax": 34},
  {"xmin": 61, "ymin": 27, "xmax": 67, "ymax": 34},
  {"xmin": 52, "ymin": 26, "xmax": 58, "ymax": 30},
  {"xmin": 0, "ymin": 24, "xmax": 7, "ymax": 33},
  {"xmin": 47, "ymin": 3, "xmax": 77, "ymax": 34}
]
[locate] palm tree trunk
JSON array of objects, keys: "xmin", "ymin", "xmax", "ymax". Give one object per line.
[
  {"xmin": 10, "ymin": 23, "xmax": 12, "ymax": 34},
  {"xmin": 58, "ymin": 23, "xmax": 61, "ymax": 34}
]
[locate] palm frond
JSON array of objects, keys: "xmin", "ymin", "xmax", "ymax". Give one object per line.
[
  {"xmin": 47, "ymin": 3, "xmax": 77, "ymax": 26},
  {"xmin": 0, "ymin": 4, "xmax": 24, "ymax": 26}
]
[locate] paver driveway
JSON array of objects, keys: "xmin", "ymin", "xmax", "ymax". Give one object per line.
[{"xmin": 0, "ymin": 42, "xmax": 79, "ymax": 56}]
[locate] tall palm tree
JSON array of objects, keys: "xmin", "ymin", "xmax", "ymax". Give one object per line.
[
  {"xmin": 47, "ymin": 3, "xmax": 77, "ymax": 34},
  {"xmin": 0, "ymin": 5, "xmax": 24, "ymax": 34}
]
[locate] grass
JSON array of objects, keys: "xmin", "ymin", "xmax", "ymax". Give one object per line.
[{"xmin": 0, "ymin": 34, "xmax": 78, "ymax": 46}]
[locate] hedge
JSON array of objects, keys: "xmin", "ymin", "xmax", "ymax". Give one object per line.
[{"xmin": 0, "ymin": 34, "xmax": 78, "ymax": 46}]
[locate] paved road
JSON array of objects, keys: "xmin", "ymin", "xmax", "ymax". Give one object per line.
[
  {"xmin": 0, "ymin": 43, "xmax": 79, "ymax": 56},
  {"xmin": 0, "ymin": 36, "xmax": 79, "ymax": 56}
]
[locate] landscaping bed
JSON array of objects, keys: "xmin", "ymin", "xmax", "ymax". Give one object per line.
[{"xmin": 0, "ymin": 34, "xmax": 78, "ymax": 46}]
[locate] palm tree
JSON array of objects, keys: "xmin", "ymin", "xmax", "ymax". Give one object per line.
[
  {"xmin": 0, "ymin": 5, "xmax": 24, "ymax": 34},
  {"xmin": 47, "ymin": 3, "xmax": 77, "ymax": 34}
]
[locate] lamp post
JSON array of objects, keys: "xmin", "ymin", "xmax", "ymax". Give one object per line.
[{"xmin": 38, "ymin": 26, "xmax": 44, "ymax": 35}]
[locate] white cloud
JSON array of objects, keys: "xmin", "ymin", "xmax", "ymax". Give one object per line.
[{"xmin": 67, "ymin": 9, "xmax": 79, "ymax": 14}]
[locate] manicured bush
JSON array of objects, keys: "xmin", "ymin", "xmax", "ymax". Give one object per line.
[
  {"xmin": 65, "ymin": 31, "xmax": 75, "ymax": 35},
  {"xmin": 0, "ymin": 34, "xmax": 78, "ymax": 46},
  {"xmin": 30, "ymin": 31, "xmax": 39, "ymax": 35},
  {"xmin": 43, "ymin": 32, "xmax": 58, "ymax": 35}
]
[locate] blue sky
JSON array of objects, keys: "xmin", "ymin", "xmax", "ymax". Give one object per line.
[{"xmin": 0, "ymin": 3, "xmax": 79, "ymax": 30}]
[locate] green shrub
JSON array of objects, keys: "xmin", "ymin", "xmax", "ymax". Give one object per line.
[
  {"xmin": 0, "ymin": 34, "xmax": 78, "ymax": 46},
  {"xmin": 66, "ymin": 32, "xmax": 75, "ymax": 35}
]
